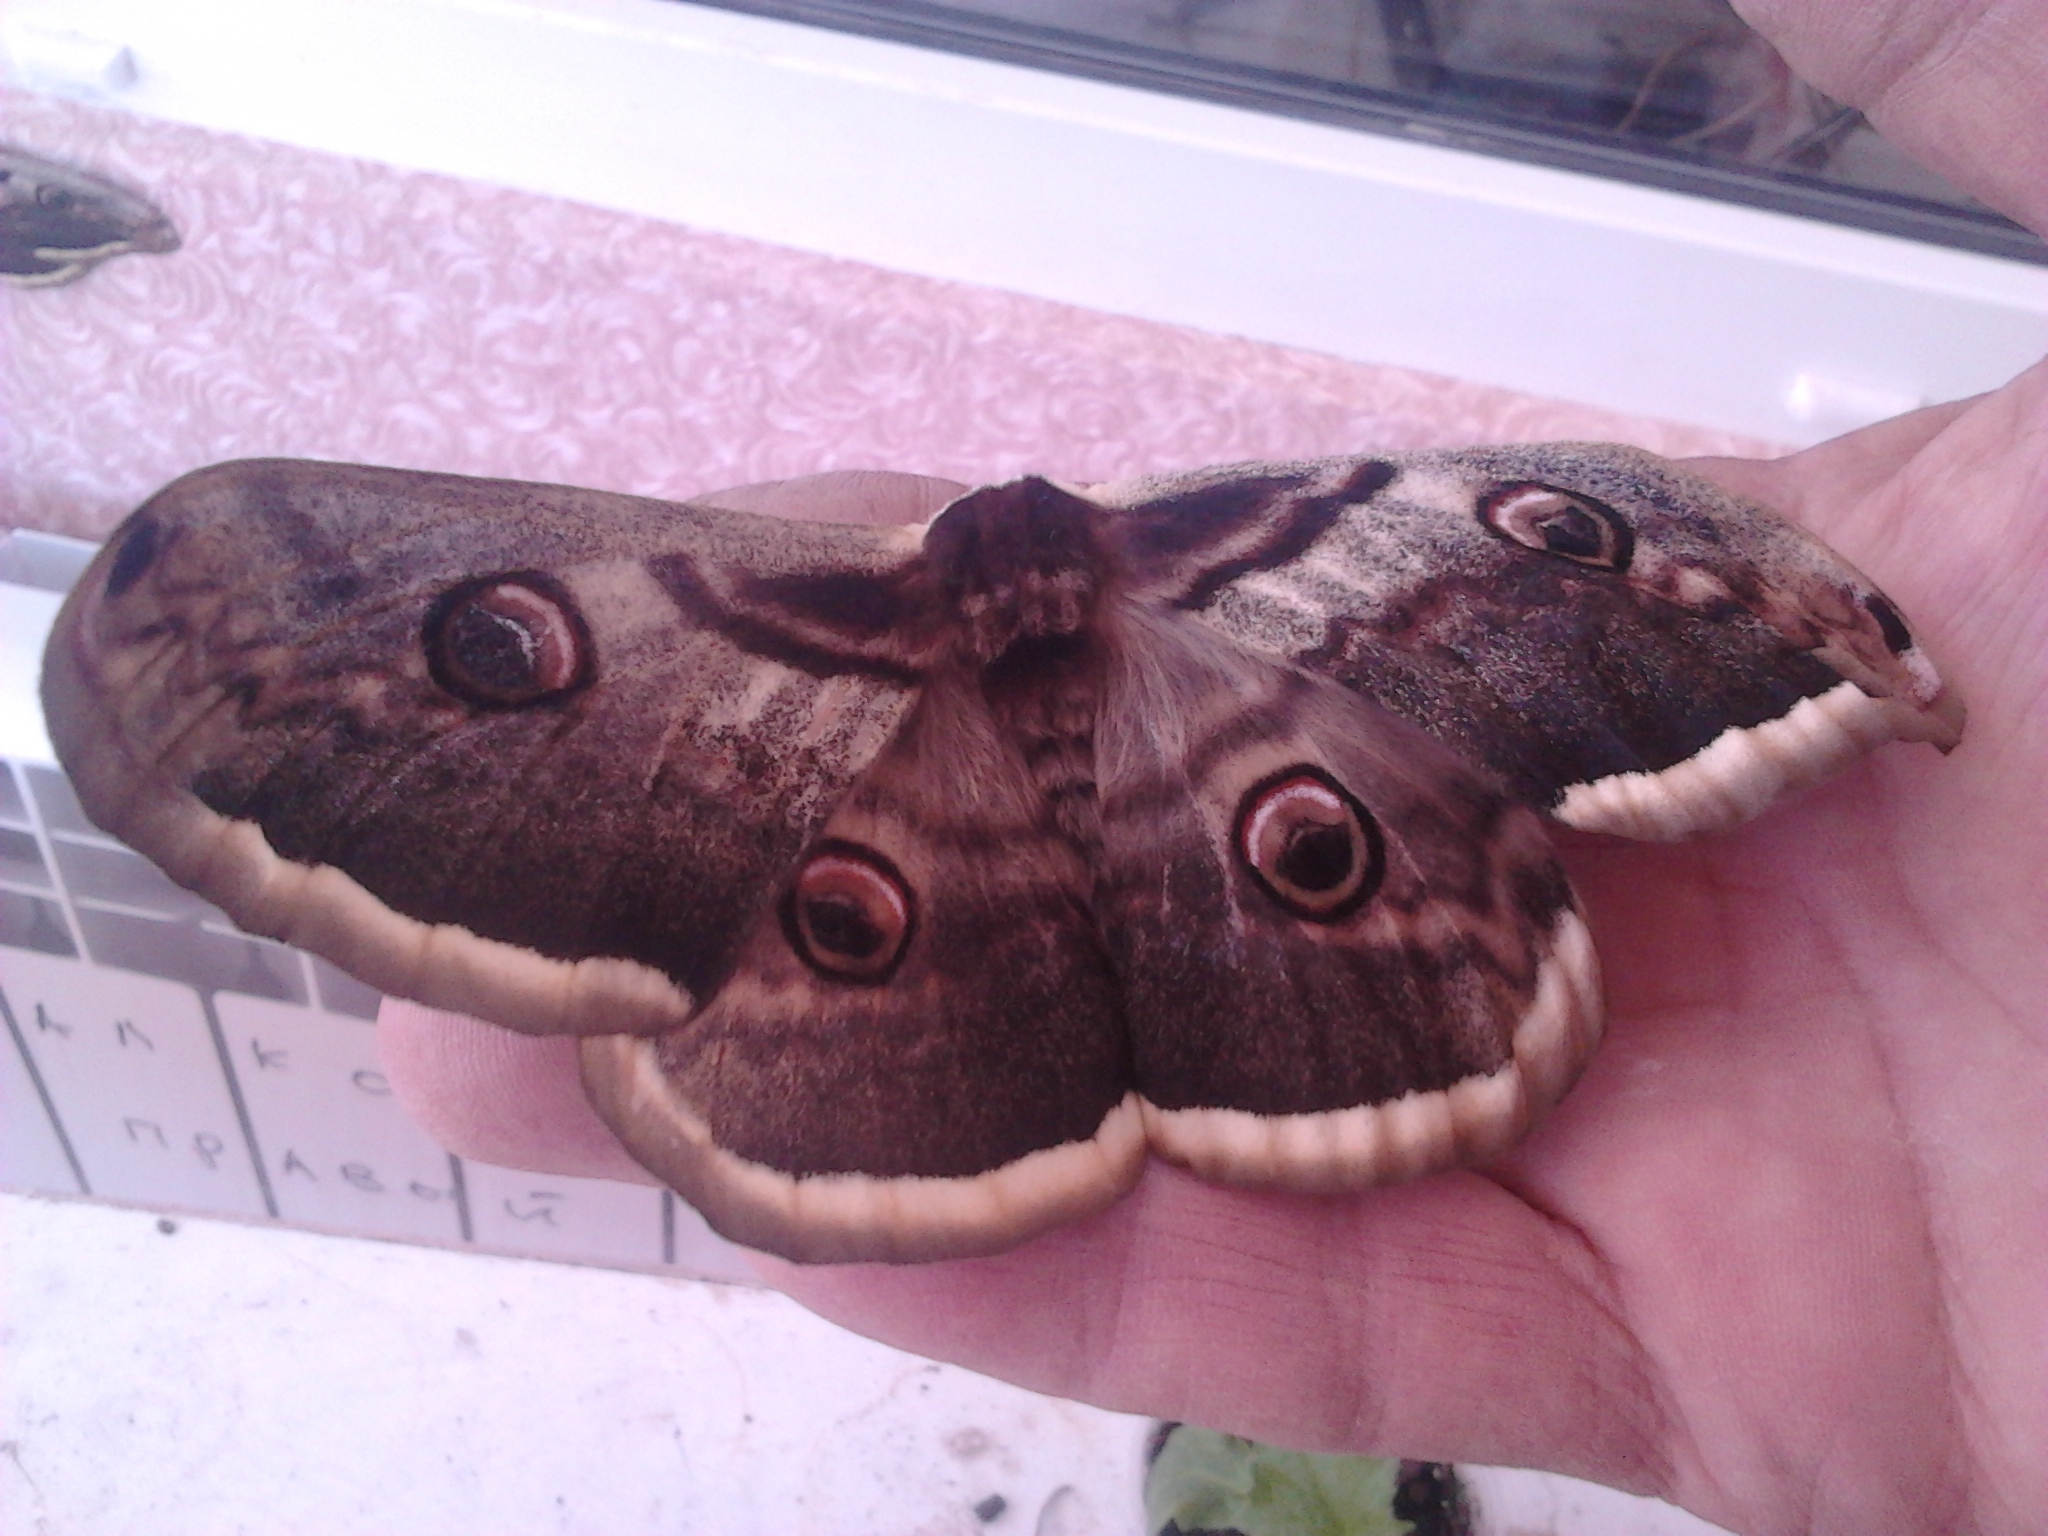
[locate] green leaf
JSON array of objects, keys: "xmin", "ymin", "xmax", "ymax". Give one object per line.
[{"xmin": 1144, "ymin": 1425, "xmax": 1417, "ymax": 1536}]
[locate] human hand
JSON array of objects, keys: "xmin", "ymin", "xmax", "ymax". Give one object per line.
[
  {"xmin": 382, "ymin": 0, "xmax": 2048, "ymax": 1520},
  {"xmin": 381, "ymin": 365, "xmax": 2046, "ymax": 1530}
]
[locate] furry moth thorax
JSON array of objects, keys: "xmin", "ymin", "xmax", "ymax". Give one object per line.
[{"xmin": 42, "ymin": 446, "xmax": 1964, "ymax": 1262}]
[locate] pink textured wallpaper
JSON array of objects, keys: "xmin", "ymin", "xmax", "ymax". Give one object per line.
[{"xmin": 2, "ymin": 89, "xmax": 1778, "ymax": 541}]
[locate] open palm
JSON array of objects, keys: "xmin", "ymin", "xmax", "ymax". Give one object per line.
[
  {"xmin": 707, "ymin": 377, "xmax": 2044, "ymax": 1533},
  {"xmin": 384, "ymin": 0, "xmax": 2048, "ymax": 1520},
  {"xmin": 386, "ymin": 372, "xmax": 2046, "ymax": 1531}
]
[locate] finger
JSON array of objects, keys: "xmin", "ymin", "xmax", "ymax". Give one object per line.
[
  {"xmin": 756, "ymin": 1163, "xmax": 1673, "ymax": 1495},
  {"xmin": 1732, "ymin": 0, "xmax": 2048, "ymax": 236},
  {"xmin": 690, "ymin": 470, "xmax": 969, "ymax": 527},
  {"xmin": 377, "ymin": 999, "xmax": 655, "ymax": 1182},
  {"xmin": 1680, "ymin": 394, "xmax": 1974, "ymax": 537}
]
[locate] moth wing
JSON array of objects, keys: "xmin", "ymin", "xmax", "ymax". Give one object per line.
[
  {"xmin": 42, "ymin": 459, "xmax": 932, "ymax": 1036},
  {"xmin": 1094, "ymin": 609, "xmax": 1600, "ymax": 1192},
  {"xmin": 1094, "ymin": 444, "xmax": 1963, "ymax": 840},
  {"xmin": 581, "ymin": 668, "xmax": 1142, "ymax": 1264}
]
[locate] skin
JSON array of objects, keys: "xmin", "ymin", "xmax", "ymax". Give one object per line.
[{"xmin": 380, "ymin": 4, "xmax": 2048, "ymax": 1528}]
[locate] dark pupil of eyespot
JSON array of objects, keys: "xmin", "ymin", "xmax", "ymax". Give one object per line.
[
  {"xmin": 1865, "ymin": 594, "xmax": 1913, "ymax": 654},
  {"xmin": 105, "ymin": 516, "xmax": 160, "ymax": 598},
  {"xmin": 449, "ymin": 605, "xmax": 539, "ymax": 693},
  {"xmin": 1278, "ymin": 823, "xmax": 1353, "ymax": 892},
  {"xmin": 804, "ymin": 896, "xmax": 883, "ymax": 959},
  {"xmin": 1535, "ymin": 505, "xmax": 1603, "ymax": 559}
]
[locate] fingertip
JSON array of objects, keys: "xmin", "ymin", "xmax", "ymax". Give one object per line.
[
  {"xmin": 690, "ymin": 470, "xmax": 970, "ymax": 527},
  {"xmin": 376, "ymin": 999, "xmax": 658, "ymax": 1183}
]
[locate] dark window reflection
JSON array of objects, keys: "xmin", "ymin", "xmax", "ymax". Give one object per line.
[{"xmin": 691, "ymin": 0, "xmax": 2042, "ymax": 262}]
